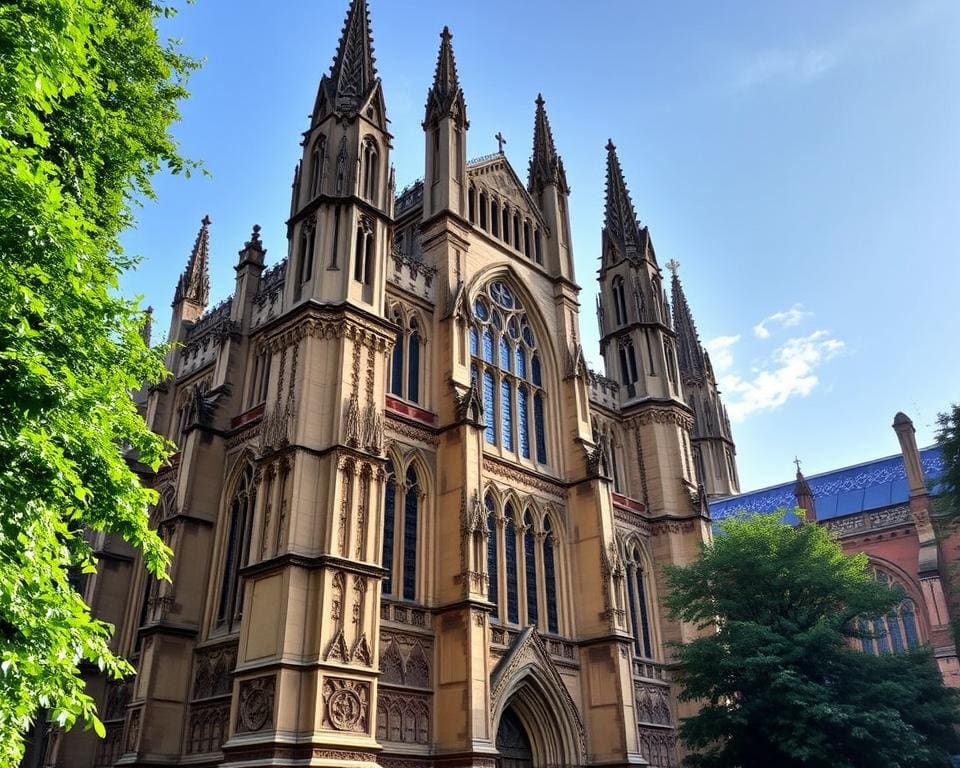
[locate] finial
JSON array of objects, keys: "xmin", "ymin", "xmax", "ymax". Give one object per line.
[
  {"xmin": 606, "ymin": 138, "xmax": 616, "ymax": 152},
  {"xmin": 495, "ymin": 131, "xmax": 507, "ymax": 154},
  {"xmin": 666, "ymin": 259, "xmax": 681, "ymax": 277},
  {"xmin": 441, "ymin": 25, "xmax": 451, "ymax": 40},
  {"xmin": 536, "ymin": 92, "xmax": 545, "ymax": 106},
  {"xmin": 794, "ymin": 456, "xmax": 802, "ymax": 473},
  {"xmin": 201, "ymin": 214, "xmax": 212, "ymax": 227}
]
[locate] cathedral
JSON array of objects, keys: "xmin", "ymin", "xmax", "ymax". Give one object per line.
[{"xmin": 49, "ymin": 1, "xmax": 741, "ymax": 766}]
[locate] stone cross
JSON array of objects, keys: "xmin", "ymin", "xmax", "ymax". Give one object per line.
[
  {"xmin": 495, "ymin": 131, "xmax": 507, "ymax": 153},
  {"xmin": 794, "ymin": 456, "xmax": 802, "ymax": 473},
  {"xmin": 665, "ymin": 259, "xmax": 680, "ymax": 276}
]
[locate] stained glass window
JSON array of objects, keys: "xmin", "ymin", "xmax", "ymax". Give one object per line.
[
  {"xmin": 903, "ymin": 600, "xmax": 919, "ymax": 648},
  {"xmin": 382, "ymin": 460, "xmax": 396, "ymax": 596},
  {"xmin": 860, "ymin": 569, "xmax": 922, "ymax": 655},
  {"xmin": 524, "ymin": 512, "xmax": 538, "ymax": 626},
  {"xmin": 544, "ymin": 519, "xmax": 558, "ymax": 633},
  {"xmin": 391, "ymin": 330, "xmax": 403, "ymax": 396},
  {"xmin": 469, "ymin": 280, "xmax": 547, "ymax": 464},
  {"xmin": 486, "ymin": 494, "xmax": 499, "ymax": 618},
  {"xmin": 408, "ymin": 325, "xmax": 420, "ymax": 404},
  {"xmin": 629, "ymin": 557, "xmax": 653, "ymax": 658},
  {"xmin": 402, "ymin": 467, "xmax": 419, "ymax": 600},
  {"xmin": 504, "ymin": 504, "xmax": 519, "ymax": 624}
]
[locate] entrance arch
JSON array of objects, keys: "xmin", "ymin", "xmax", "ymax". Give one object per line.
[{"xmin": 496, "ymin": 707, "xmax": 533, "ymax": 768}]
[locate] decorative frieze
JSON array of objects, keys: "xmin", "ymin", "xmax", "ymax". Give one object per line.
[
  {"xmin": 376, "ymin": 691, "xmax": 431, "ymax": 745},
  {"xmin": 482, "ymin": 456, "xmax": 567, "ymax": 500}
]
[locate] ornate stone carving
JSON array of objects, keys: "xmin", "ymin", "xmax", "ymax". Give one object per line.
[
  {"xmin": 384, "ymin": 414, "xmax": 439, "ymax": 447},
  {"xmin": 638, "ymin": 726, "xmax": 677, "ymax": 767},
  {"xmin": 635, "ymin": 683, "xmax": 672, "ymax": 726},
  {"xmin": 482, "ymin": 456, "xmax": 567, "ymax": 499},
  {"xmin": 322, "ymin": 677, "xmax": 369, "ymax": 733},
  {"xmin": 95, "ymin": 724, "xmax": 124, "ymax": 768},
  {"xmin": 192, "ymin": 642, "xmax": 237, "ymax": 700},
  {"xmin": 125, "ymin": 708, "xmax": 141, "ymax": 752},
  {"xmin": 186, "ymin": 701, "xmax": 231, "ymax": 754},
  {"xmin": 237, "ymin": 675, "xmax": 275, "ymax": 733},
  {"xmin": 376, "ymin": 691, "xmax": 431, "ymax": 745},
  {"xmin": 361, "ymin": 402, "xmax": 384, "ymax": 454},
  {"xmin": 378, "ymin": 636, "xmax": 432, "ymax": 688},
  {"xmin": 454, "ymin": 379, "xmax": 484, "ymax": 424},
  {"xmin": 103, "ymin": 680, "xmax": 131, "ymax": 721}
]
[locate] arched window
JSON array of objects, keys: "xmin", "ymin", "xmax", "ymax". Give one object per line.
[
  {"xmin": 354, "ymin": 218, "xmax": 375, "ymax": 285},
  {"xmin": 390, "ymin": 309, "xmax": 404, "ymax": 397},
  {"xmin": 523, "ymin": 511, "xmax": 538, "ymax": 626},
  {"xmin": 479, "ymin": 191, "xmax": 488, "ymax": 230},
  {"xmin": 502, "ymin": 206, "xmax": 511, "ymax": 245},
  {"xmin": 309, "ymin": 136, "xmax": 325, "ymax": 198},
  {"xmin": 504, "ymin": 503, "xmax": 520, "ymax": 624},
  {"xmin": 408, "ymin": 319, "xmax": 421, "ymax": 404},
  {"xmin": 468, "ymin": 186, "xmax": 476, "ymax": 223},
  {"xmin": 523, "ymin": 221, "xmax": 532, "ymax": 259},
  {"xmin": 217, "ymin": 464, "xmax": 256, "ymax": 630},
  {"xmin": 382, "ymin": 462, "xmax": 422, "ymax": 601},
  {"xmin": 389, "ymin": 309, "xmax": 423, "ymax": 405},
  {"xmin": 626, "ymin": 547, "xmax": 653, "ymax": 658},
  {"xmin": 486, "ymin": 494, "xmax": 499, "ymax": 619},
  {"xmin": 491, "ymin": 199, "xmax": 500, "ymax": 237},
  {"xmin": 513, "ymin": 213, "xmax": 521, "ymax": 252},
  {"xmin": 362, "ymin": 137, "xmax": 378, "ymax": 203},
  {"xmin": 858, "ymin": 567, "xmax": 922, "ymax": 655},
  {"xmin": 470, "ymin": 280, "xmax": 548, "ymax": 464},
  {"xmin": 543, "ymin": 517, "xmax": 559, "ymax": 633},
  {"xmin": 298, "ymin": 223, "xmax": 316, "ymax": 286},
  {"xmin": 612, "ymin": 276, "xmax": 627, "ymax": 326},
  {"xmin": 533, "ymin": 228, "xmax": 543, "ymax": 264},
  {"xmin": 619, "ymin": 338, "xmax": 639, "ymax": 386}
]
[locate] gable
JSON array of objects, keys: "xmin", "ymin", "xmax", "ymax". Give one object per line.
[{"xmin": 467, "ymin": 155, "xmax": 547, "ymax": 229}]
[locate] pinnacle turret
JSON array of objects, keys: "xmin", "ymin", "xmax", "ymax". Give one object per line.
[
  {"xmin": 668, "ymin": 264, "xmax": 707, "ymax": 382},
  {"xmin": 603, "ymin": 140, "xmax": 644, "ymax": 260},
  {"xmin": 424, "ymin": 26, "xmax": 466, "ymax": 127},
  {"xmin": 315, "ymin": 0, "xmax": 379, "ymax": 120},
  {"xmin": 173, "ymin": 215, "xmax": 211, "ymax": 308},
  {"xmin": 528, "ymin": 95, "xmax": 568, "ymax": 195}
]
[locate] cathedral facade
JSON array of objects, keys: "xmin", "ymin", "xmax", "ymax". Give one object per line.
[{"xmin": 53, "ymin": 2, "xmax": 739, "ymax": 767}]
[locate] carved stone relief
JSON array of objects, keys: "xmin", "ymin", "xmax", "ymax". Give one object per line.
[
  {"xmin": 237, "ymin": 675, "xmax": 275, "ymax": 733},
  {"xmin": 322, "ymin": 677, "xmax": 370, "ymax": 733}
]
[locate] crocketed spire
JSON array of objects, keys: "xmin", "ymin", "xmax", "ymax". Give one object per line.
[
  {"xmin": 424, "ymin": 26, "xmax": 466, "ymax": 127},
  {"xmin": 528, "ymin": 94, "xmax": 568, "ymax": 195},
  {"xmin": 668, "ymin": 262, "xmax": 707, "ymax": 381},
  {"xmin": 603, "ymin": 140, "xmax": 643, "ymax": 259},
  {"xmin": 173, "ymin": 215, "xmax": 211, "ymax": 308},
  {"xmin": 315, "ymin": 0, "xmax": 378, "ymax": 119}
]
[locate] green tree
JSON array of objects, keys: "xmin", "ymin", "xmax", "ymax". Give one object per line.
[
  {"xmin": 935, "ymin": 404, "xmax": 960, "ymax": 517},
  {"xmin": 664, "ymin": 513, "xmax": 960, "ymax": 768},
  {"xmin": 0, "ymin": 0, "xmax": 196, "ymax": 761}
]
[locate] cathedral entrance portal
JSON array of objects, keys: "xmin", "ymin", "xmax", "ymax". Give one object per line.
[{"xmin": 496, "ymin": 707, "xmax": 534, "ymax": 768}]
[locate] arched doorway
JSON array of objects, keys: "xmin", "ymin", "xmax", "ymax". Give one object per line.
[{"xmin": 496, "ymin": 707, "xmax": 533, "ymax": 768}]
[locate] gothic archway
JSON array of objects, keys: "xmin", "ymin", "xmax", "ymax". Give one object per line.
[{"xmin": 496, "ymin": 707, "xmax": 533, "ymax": 768}]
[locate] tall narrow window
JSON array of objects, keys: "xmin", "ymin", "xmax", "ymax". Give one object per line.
[
  {"xmin": 491, "ymin": 200, "xmax": 500, "ymax": 237},
  {"xmin": 402, "ymin": 467, "xmax": 419, "ymax": 600},
  {"xmin": 534, "ymin": 229, "xmax": 543, "ymax": 264},
  {"xmin": 354, "ymin": 226, "xmax": 366, "ymax": 282},
  {"xmin": 391, "ymin": 310, "xmax": 404, "ymax": 397},
  {"xmin": 362, "ymin": 138, "xmax": 378, "ymax": 203},
  {"xmin": 513, "ymin": 214, "xmax": 521, "ymax": 251},
  {"xmin": 502, "ymin": 207, "xmax": 511, "ymax": 245},
  {"xmin": 523, "ymin": 221, "xmax": 532, "ymax": 258},
  {"xmin": 612, "ymin": 276, "xmax": 627, "ymax": 326},
  {"xmin": 486, "ymin": 494, "xmax": 499, "ymax": 619},
  {"xmin": 523, "ymin": 512, "xmax": 538, "ymax": 626},
  {"xmin": 619, "ymin": 340, "xmax": 638, "ymax": 385},
  {"xmin": 217, "ymin": 464, "xmax": 256, "ymax": 630},
  {"xmin": 504, "ymin": 504, "xmax": 519, "ymax": 624},
  {"xmin": 543, "ymin": 518, "xmax": 559, "ymax": 633},
  {"xmin": 479, "ymin": 191, "xmax": 488, "ymax": 230},
  {"xmin": 627, "ymin": 551, "xmax": 653, "ymax": 658},
  {"xmin": 469, "ymin": 281, "xmax": 548, "ymax": 464},
  {"xmin": 382, "ymin": 461, "xmax": 396, "ymax": 596},
  {"xmin": 408, "ymin": 320, "xmax": 421, "ymax": 404},
  {"xmin": 309, "ymin": 137, "xmax": 324, "ymax": 198},
  {"xmin": 468, "ymin": 186, "xmax": 476, "ymax": 223},
  {"xmin": 363, "ymin": 228, "xmax": 375, "ymax": 286}
]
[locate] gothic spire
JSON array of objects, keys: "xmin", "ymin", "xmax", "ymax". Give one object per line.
[
  {"xmin": 603, "ymin": 140, "xmax": 643, "ymax": 259},
  {"xmin": 528, "ymin": 94, "xmax": 568, "ymax": 195},
  {"xmin": 324, "ymin": 0, "xmax": 378, "ymax": 117},
  {"xmin": 668, "ymin": 262, "xmax": 707, "ymax": 381},
  {"xmin": 173, "ymin": 215, "xmax": 211, "ymax": 307},
  {"xmin": 424, "ymin": 26, "xmax": 466, "ymax": 127},
  {"xmin": 793, "ymin": 460, "xmax": 816, "ymax": 522}
]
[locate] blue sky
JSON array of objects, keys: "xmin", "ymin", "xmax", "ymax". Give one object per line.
[{"xmin": 122, "ymin": 0, "xmax": 960, "ymax": 492}]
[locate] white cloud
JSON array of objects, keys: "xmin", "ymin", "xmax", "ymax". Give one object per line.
[
  {"xmin": 719, "ymin": 331, "xmax": 845, "ymax": 421},
  {"xmin": 753, "ymin": 303, "xmax": 813, "ymax": 339},
  {"xmin": 734, "ymin": 48, "xmax": 839, "ymax": 91},
  {"xmin": 704, "ymin": 335, "xmax": 741, "ymax": 373}
]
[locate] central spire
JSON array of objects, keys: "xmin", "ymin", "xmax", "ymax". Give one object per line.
[
  {"xmin": 670, "ymin": 265, "xmax": 707, "ymax": 381},
  {"xmin": 323, "ymin": 0, "xmax": 378, "ymax": 117},
  {"xmin": 603, "ymin": 140, "xmax": 643, "ymax": 259},
  {"xmin": 424, "ymin": 25, "xmax": 467, "ymax": 127},
  {"xmin": 528, "ymin": 94, "xmax": 568, "ymax": 195},
  {"xmin": 173, "ymin": 215, "xmax": 211, "ymax": 308}
]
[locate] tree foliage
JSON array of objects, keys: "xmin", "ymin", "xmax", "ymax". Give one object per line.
[
  {"xmin": 0, "ymin": 0, "xmax": 196, "ymax": 761},
  {"xmin": 664, "ymin": 513, "xmax": 960, "ymax": 768},
  {"xmin": 935, "ymin": 403, "xmax": 960, "ymax": 517}
]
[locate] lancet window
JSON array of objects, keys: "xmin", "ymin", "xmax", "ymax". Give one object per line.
[
  {"xmin": 389, "ymin": 305, "xmax": 423, "ymax": 405},
  {"xmin": 625, "ymin": 543, "xmax": 655, "ymax": 659},
  {"xmin": 361, "ymin": 137, "xmax": 379, "ymax": 203},
  {"xmin": 469, "ymin": 280, "xmax": 547, "ymax": 465},
  {"xmin": 354, "ymin": 216, "xmax": 375, "ymax": 285},
  {"xmin": 612, "ymin": 276, "xmax": 628, "ymax": 326},
  {"xmin": 249, "ymin": 348, "xmax": 271, "ymax": 407},
  {"xmin": 858, "ymin": 567, "xmax": 921, "ymax": 655},
  {"xmin": 309, "ymin": 136, "xmax": 325, "ymax": 198},
  {"xmin": 485, "ymin": 493, "xmax": 562, "ymax": 634},
  {"xmin": 382, "ymin": 459, "xmax": 422, "ymax": 601},
  {"xmin": 216, "ymin": 463, "xmax": 256, "ymax": 631}
]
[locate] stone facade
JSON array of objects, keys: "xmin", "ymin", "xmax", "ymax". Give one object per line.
[{"xmin": 49, "ymin": 2, "xmax": 739, "ymax": 767}]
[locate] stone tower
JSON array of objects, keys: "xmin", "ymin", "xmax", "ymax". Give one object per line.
[{"xmin": 668, "ymin": 265, "xmax": 739, "ymax": 498}]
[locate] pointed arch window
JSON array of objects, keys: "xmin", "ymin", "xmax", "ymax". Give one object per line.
[
  {"xmin": 389, "ymin": 307, "xmax": 423, "ymax": 405},
  {"xmin": 618, "ymin": 338, "xmax": 639, "ymax": 386},
  {"xmin": 502, "ymin": 206, "xmax": 511, "ymax": 246},
  {"xmin": 486, "ymin": 494, "xmax": 499, "ymax": 619},
  {"xmin": 858, "ymin": 567, "xmax": 921, "ymax": 655},
  {"xmin": 468, "ymin": 186, "xmax": 477, "ymax": 223},
  {"xmin": 504, "ymin": 503, "xmax": 520, "ymax": 624},
  {"xmin": 354, "ymin": 217, "xmax": 375, "ymax": 285},
  {"xmin": 626, "ymin": 548, "xmax": 654, "ymax": 658},
  {"xmin": 470, "ymin": 280, "xmax": 549, "ymax": 465},
  {"xmin": 612, "ymin": 276, "xmax": 627, "ymax": 326},
  {"xmin": 382, "ymin": 462, "xmax": 423, "ymax": 602},
  {"xmin": 491, "ymin": 199, "xmax": 500, "ymax": 237},
  {"xmin": 543, "ymin": 517, "xmax": 559, "ymax": 633},
  {"xmin": 523, "ymin": 511, "xmax": 538, "ymax": 626},
  {"xmin": 217, "ymin": 464, "xmax": 256, "ymax": 631},
  {"xmin": 362, "ymin": 137, "xmax": 379, "ymax": 204},
  {"xmin": 309, "ymin": 136, "xmax": 325, "ymax": 198},
  {"xmin": 479, "ymin": 191, "xmax": 488, "ymax": 230},
  {"xmin": 523, "ymin": 221, "xmax": 532, "ymax": 259}
]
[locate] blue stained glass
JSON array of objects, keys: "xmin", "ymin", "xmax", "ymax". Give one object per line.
[
  {"xmin": 483, "ymin": 371, "xmax": 496, "ymax": 444},
  {"xmin": 382, "ymin": 461, "xmax": 396, "ymax": 596},
  {"xmin": 408, "ymin": 332, "xmax": 420, "ymax": 403},
  {"xmin": 470, "ymin": 326, "xmax": 478, "ymax": 356},
  {"xmin": 499, "ymin": 336, "xmax": 511, "ymax": 370},
  {"xmin": 391, "ymin": 333, "xmax": 403, "ymax": 396},
  {"xmin": 515, "ymin": 348, "xmax": 526, "ymax": 378},
  {"xmin": 490, "ymin": 281, "xmax": 514, "ymax": 309},
  {"xmin": 522, "ymin": 324, "xmax": 534, "ymax": 346},
  {"xmin": 504, "ymin": 506, "xmax": 519, "ymax": 623},
  {"xmin": 501, "ymin": 380, "xmax": 514, "ymax": 451},
  {"xmin": 518, "ymin": 386, "xmax": 530, "ymax": 459},
  {"xmin": 532, "ymin": 355, "xmax": 542, "ymax": 386},
  {"xmin": 483, "ymin": 328, "xmax": 494, "ymax": 363},
  {"xmin": 635, "ymin": 568, "xmax": 653, "ymax": 657},
  {"xmin": 508, "ymin": 317, "xmax": 520, "ymax": 339},
  {"xmin": 874, "ymin": 618, "xmax": 889, "ymax": 653},
  {"xmin": 534, "ymin": 393, "xmax": 546, "ymax": 464},
  {"xmin": 888, "ymin": 613, "xmax": 904, "ymax": 653},
  {"xmin": 402, "ymin": 467, "xmax": 418, "ymax": 600},
  {"xmin": 903, "ymin": 602, "xmax": 919, "ymax": 648},
  {"xmin": 544, "ymin": 527, "xmax": 558, "ymax": 633},
  {"xmin": 860, "ymin": 619, "xmax": 875, "ymax": 654},
  {"xmin": 492, "ymin": 311, "xmax": 503, "ymax": 330},
  {"xmin": 486, "ymin": 495, "xmax": 499, "ymax": 618},
  {"xmin": 524, "ymin": 517, "xmax": 538, "ymax": 626},
  {"xmin": 471, "ymin": 363, "xmax": 478, "ymax": 384},
  {"xmin": 474, "ymin": 300, "xmax": 488, "ymax": 320}
]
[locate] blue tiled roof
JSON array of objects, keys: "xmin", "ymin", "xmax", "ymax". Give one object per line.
[{"xmin": 708, "ymin": 446, "xmax": 945, "ymax": 523}]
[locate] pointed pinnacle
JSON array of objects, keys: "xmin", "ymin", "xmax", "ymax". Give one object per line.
[
  {"xmin": 329, "ymin": 0, "xmax": 377, "ymax": 110},
  {"xmin": 670, "ymin": 270, "xmax": 707, "ymax": 380},
  {"xmin": 174, "ymin": 216, "xmax": 211, "ymax": 307},
  {"xmin": 425, "ymin": 24, "xmax": 465, "ymax": 126},
  {"xmin": 528, "ymin": 93, "xmax": 566, "ymax": 194},
  {"xmin": 603, "ymin": 140, "xmax": 642, "ymax": 255}
]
